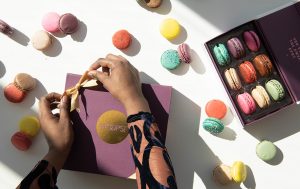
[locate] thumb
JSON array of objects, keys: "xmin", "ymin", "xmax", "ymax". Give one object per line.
[
  {"xmin": 59, "ymin": 96, "xmax": 70, "ymax": 123},
  {"xmin": 88, "ymin": 70, "xmax": 109, "ymax": 84}
]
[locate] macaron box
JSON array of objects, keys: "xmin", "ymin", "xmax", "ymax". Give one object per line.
[{"xmin": 205, "ymin": 2, "xmax": 300, "ymax": 125}]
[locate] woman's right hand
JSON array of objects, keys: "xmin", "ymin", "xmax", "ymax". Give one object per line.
[{"xmin": 88, "ymin": 54, "xmax": 150, "ymax": 115}]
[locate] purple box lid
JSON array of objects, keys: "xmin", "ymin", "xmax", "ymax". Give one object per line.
[
  {"xmin": 63, "ymin": 73, "xmax": 172, "ymax": 179},
  {"xmin": 256, "ymin": 2, "xmax": 300, "ymax": 102}
]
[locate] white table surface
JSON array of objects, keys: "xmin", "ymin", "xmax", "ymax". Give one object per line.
[{"xmin": 1, "ymin": 0, "xmax": 299, "ymax": 188}]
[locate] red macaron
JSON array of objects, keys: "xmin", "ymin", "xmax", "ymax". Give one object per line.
[
  {"xmin": 112, "ymin": 30, "xmax": 132, "ymax": 50},
  {"xmin": 4, "ymin": 83, "xmax": 26, "ymax": 103},
  {"xmin": 11, "ymin": 131, "xmax": 32, "ymax": 151},
  {"xmin": 239, "ymin": 61, "xmax": 257, "ymax": 84},
  {"xmin": 205, "ymin": 99, "xmax": 227, "ymax": 119}
]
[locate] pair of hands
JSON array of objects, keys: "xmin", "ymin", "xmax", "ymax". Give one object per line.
[{"xmin": 39, "ymin": 54, "xmax": 149, "ymax": 170}]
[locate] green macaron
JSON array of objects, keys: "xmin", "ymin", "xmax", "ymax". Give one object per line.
[
  {"xmin": 265, "ymin": 79, "xmax": 285, "ymax": 101},
  {"xmin": 203, "ymin": 117, "xmax": 224, "ymax": 134},
  {"xmin": 213, "ymin": 44, "xmax": 230, "ymax": 66},
  {"xmin": 161, "ymin": 49, "xmax": 181, "ymax": 70},
  {"xmin": 256, "ymin": 140, "xmax": 277, "ymax": 161}
]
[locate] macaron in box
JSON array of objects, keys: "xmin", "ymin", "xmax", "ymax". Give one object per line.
[{"xmin": 204, "ymin": 7, "xmax": 300, "ymax": 125}]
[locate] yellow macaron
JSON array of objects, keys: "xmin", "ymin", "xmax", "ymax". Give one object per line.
[
  {"xmin": 19, "ymin": 116, "xmax": 40, "ymax": 137},
  {"xmin": 160, "ymin": 18, "xmax": 181, "ymax": 40}
]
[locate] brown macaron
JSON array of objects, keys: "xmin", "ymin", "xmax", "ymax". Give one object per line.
[
  {"xmin": 59, "ymin": 13, "xmax": 79, "ymax": 34},
  {"xmin": 253, "ymin": 54, "xmax": 273, "ymax": 77},
  {"xmin": 145, "ymin": 0, "xmax": 162, "ymax": 8},
  {"xmin": 14, "ymin": 73, "xmax": 37, "ymax": 92}
]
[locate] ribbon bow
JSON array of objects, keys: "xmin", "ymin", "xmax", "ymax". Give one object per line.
[{"xmin": 63, "ymin": 71, "xmax": 98, "ymax": 112}]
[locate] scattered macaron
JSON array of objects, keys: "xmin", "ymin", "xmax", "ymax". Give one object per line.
[
  {"xmin": 202, "ymin": 117, "xmax": 224, "ymax": 134},
  {"xmin": 224, "ymin": 68, "xmax": 242, "ymax": 90},
  {"xmin": 59, "ymin": 13, "xmax": 79, "ymax": 34},
  {"xmin": 96, "ymin": 110, "xmax": 129, "ymax": 144},
  {"xmin": 239, "ymin": 61, "xmax": 257, "ymax": 84},
  {"xmin": 243, "ymin": 30, "xmax": 261, "ymax": 52},
  {"xmin": 0, "ymin": 19, "xmax": 13, "ymax": 35},
  {"xmin": 265, "ymin": 79, "xmax": 285, "ymax": 101},
  {"xmin": 4, "ymin": 73, "xmax": 36, "ymax": 103},
  {"xmin": 112, "ymin": 30, "xmax": 132, "ymax": 50},
  {"xmin": 213, "ymin": 164, "xmax": 233, "ymax": 185},
  {"xmin": 161, "ymin": 49, "xmax": 181, "ymax": 70},
  {"xmin": 160, "ymin": 18, "xmax": 181, "ymax": 40},
  {"xmin": 231, "ymin": 161, "xmax": 247, "ymax": 183},
  {"xmin": 144, "ymin": 0, "xmax": 162, "ymax": 8},
  {"xmin": 11, "ymin": 131, "xmax": 32, "ymax": 151},
  {"xmin": 237, "ymin": 92, "xmax": 256, "ymax": 115},
  {"xmin": 253, "ymin": 54, "xmax": 273, "ymax": 77},
  {"xmin": 205, "ymin": 99, "xmax": 227, "ymax": 119},
  {"xmin": 227, "ymin": 37, "xmax": 245, "ymax": 59},
  {"xmin": 177, "ymin": 43, "xmax": 191, "ymax": 64},
  {"xmin": 19, "ymin": 116, "xmax": 40, "ymax": 137},
  {"xmin": 256, "ymin": 140, "xmax": 277, "ymax": 161},
  {"xmin": 251, "ymin": 85, "xmax": 271, "ymax": 108},
  {"xmin": 42, "ymin": 12, "xmax": 60, "ymax": 33},
  {"xmin": 31, "ymin": 30, "xmax": 52, "ymax": 51},
  {"xmin": 213, "ymin": 44, "xmax": 230, "ymax": 66}
]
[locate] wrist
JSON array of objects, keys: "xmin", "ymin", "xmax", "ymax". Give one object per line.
[
  {"xmin": 124, "ymin": 96, "xmax": 150, "ymax": 116},
  {"xmin": 43, "ymin": 148, "xmax": 70, "ymax": 172}
]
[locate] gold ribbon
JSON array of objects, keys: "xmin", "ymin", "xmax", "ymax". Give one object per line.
[{"xmin": 63, "ymin": 71, "xmax": 99, "ymax": 112}]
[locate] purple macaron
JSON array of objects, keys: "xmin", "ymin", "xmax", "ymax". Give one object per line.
[
  {"xmin": 243, "ymin": 31, "xmax": 260, "ymax": 52},
  {"xmin": 59, "ymin": 13, "xmax": 79, "ymax": 34},
  {"xmin": 0, "ymin": 19, "xmax": 13, "ymax": 35},
  {"xmin": 177, "ymin": 43, "xmax": 191, "ymax": 64},
  {"xmin": 227, "ymin": 37, "xmax": 245, "ymax": 59}
]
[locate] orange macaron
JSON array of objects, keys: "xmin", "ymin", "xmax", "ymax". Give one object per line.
[
  {"xmin": 112, "ymin": 30, "xmax": 132, "ymax": 50},
  {"xmin": 205, "ymin": 99, "xmax": 227, "ymax": 119},
  {"xmin": 11, "ymin": 131, "xmax": 32, "ymax": 151}
]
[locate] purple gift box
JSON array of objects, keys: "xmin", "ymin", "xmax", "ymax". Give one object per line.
[
  {"xmin": 205, "ymin": 2, "xmax": 300, "ymax": 125},
  {"xmin": 63, "ymin": 73, "xmax": 172, "ymax": 179}
]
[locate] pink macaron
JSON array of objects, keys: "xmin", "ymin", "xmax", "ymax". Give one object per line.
[
  {"xmin": 177, "ymin": 43, "xmax": 191, "ymax": 64},
  {"xmin": 237, "ymin": 92, "xmax": 256, "ymax": 115},
  {"xmin": 42, "ymin": 12, "xmax": 60, "ymax": 33}
]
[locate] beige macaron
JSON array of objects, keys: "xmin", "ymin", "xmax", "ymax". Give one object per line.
[
  {"xmin": 224, "ymin": 68, "xmax": 242, "ymax": 90},
  {"xmin": 251, "ymin": 85, "xmax": 271, "ymax": 108},
  {"xmin": 213, "ymin": 164, "xmax": 233, "ymax": 185},
  {"xmin": 31, "ymin": 30, "xmax": 52, "ymax": 51},
  {"xmin": 14, "ymin": 73, "xmax": 36, "ymax": 92}
]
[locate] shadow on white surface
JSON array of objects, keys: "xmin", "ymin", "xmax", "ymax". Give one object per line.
[
  {"xmin": 169, "ymin": 25, "xmax": 188, "ymax": 45},
  {"xmin": 170, "ymin": 61, "xmax": 189, "ymax": 75},
  {"xmin": 136, "ymin": 0, "xmax": 172, "ymax": 15},
  {"xmin": 0, "ymin": 61, "xmax": 6, "ymax": 78},
  {"xmin": 43, "ymin": 35, "xmax": 62, "ymax": 57},
  {"xmin": 190, "ymin": 49, "xmax": 206, "ymax": 75},
  {"xmin": 71, "ymin": 21, "xmax": 88, "ymax": 42},
  {"xmin": 177, "ymin": 0, "xmax": 296, "ymax": 31},
  {"xmin": 245, "ymin": 104, "xmax": 300, "ymax": 142},
  {"xmin": 214, "ymin": 127, "xmax": 237, "ymax": 141},
  {"xmin": 9, "ymin": 28, "xmax": 30, "ymax": 46},
  {"xmin": 264, "ymin": 145, "xmax": 284, "ymax": 166},
  {"xmin": 243, "ymin": 165, "xmax": 256, "ymax": 189},
  {"xmin": 121, "ymin": 35, "xmax": 141, "ymax": 57}
]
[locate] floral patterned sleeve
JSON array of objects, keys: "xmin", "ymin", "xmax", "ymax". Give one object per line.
[
  {"xmin": 17, "ymin": 160, "xmax": 58, "ymax": 189},
  {"xmin": 127, "ymin": 112, "xmax": 178, "ymax": 189}
]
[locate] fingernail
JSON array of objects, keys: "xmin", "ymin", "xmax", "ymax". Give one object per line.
[{"xmin": 61, "ymin": 96, "xmax": 67, "ymax": 104}]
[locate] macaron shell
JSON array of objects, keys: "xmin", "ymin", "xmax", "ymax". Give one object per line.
[
  {"xmin": 265, "ymin": 79, "xmax": 285, "ymax": 101},
  {"xmin": 256, "ymin": 140, "xmax": 277, "ymax": 161},
  {"xmin": 160, "ymin": 18, "xmax": 181, "ymax": 40},
  {"xmin": 239, "ymin": 61, "xmax": 257, "ymax": 84},
  {"xmin": 224, "ymin": 68, "xmax": 242, "ymax": 90},
  {"xmin": 251, "ymin": 86, "xmax": 271, "ymax": 108},
  {"xmin": 145, "ymin": 0, "xmax": 162, "ymax": 8},
  {"xmin": 42, "ymin": 12, "xmax": 60, "ymax": 33},
  {"xmin": 59, "ymin": 13, "xmax": 79, "ymax": 34},
  {"xmin": 253, "ymin": 54, "xmax": 273, "ymax": 77},
  {"xmin": 177, "ymin": 43, "xmax": 191, "ymax": 64},
  {"xmin": 237, "ymin": 92, "xmax": 256, "ymax": 115},
  {"xmin": 202, "ymin": 117, "xmax": 224, "ymax": 134},
  {"xmin": 205, "ymin": 100, "xmax": 227, "ymax": 119},
  {"xmin": 227, "ymin": 37, "xmax": 245, "ymax": 59},
  {"xmin": 31, "ymin": 30, "xmax": 52, "ymax": 51},
  {"xmin": 231, "ymin": 161, "xmax": 247, "ymax": 183},
  {"xmin": 243, "ymin": 31, "xmax": 261, "ymax": 52},
  {"xmin": 112, "ymin": 30, "xmax": 132, "ymax": 50},
  {"xmin": 14, "ymin": 73, "xmax": 36, "ymax": 92},
  {"xmin": 4, "ymin": 83, "xmax": 26, "ymax": 103},
  {"xmin": 213, "ymin": 164, "xmax": 233, "ymax": 185},
  {"xmin": 0, "ymin": 19, "xmax": 14, "ymax": 35},
  {"xmin": 213, "ymin": 44, "xmax": 230, "ymax": 66},
  {"xmin": 19, "ymin": 116, "xmax": 40, "ymax": 137},
  {"xmin": 11, "ymin": 132, "xmax": 32, "ymax": 151},
  {"xmin": 161, "ymin": 49, "xmax": 181, "ymax": 70}
]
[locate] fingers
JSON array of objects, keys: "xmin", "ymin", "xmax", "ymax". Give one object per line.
[
  {"xmin": 88, "ymin": 70, "xmax": 109, "ymax": 83},
  {"xmin": 39, "ymin": 92, "xmax": 62, "ymax": 118},
  {"xmin": 89, "ymin": 58, "xmax": 117, "ymax": 71},
  {"xmin": 59, "ymin": 96, "xmax": 70, "ymax": 124}
]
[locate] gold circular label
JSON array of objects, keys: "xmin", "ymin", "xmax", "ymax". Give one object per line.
[{"xmin": 96, "ymin": 110, "xmax": 128, "ymax": 144}]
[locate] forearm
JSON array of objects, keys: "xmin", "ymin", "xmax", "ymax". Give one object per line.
[{"xmin": 127, "ymin": 112, "xmax": 177, "ymax": 189}]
